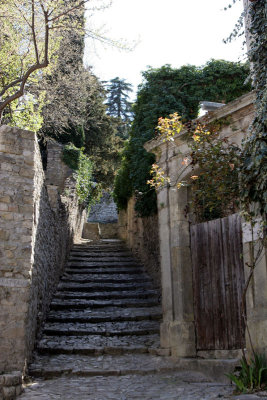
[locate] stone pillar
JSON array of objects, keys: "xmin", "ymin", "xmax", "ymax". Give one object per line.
[
  {"xmin": 157, "ymin": 183, "xmax": 173, "ymax": 349},
  {"xmin": 151, "ymin": 140, "xmax": 196, "ymax": 357},
  {"xmin": 242, "ymin": 221, "xmax": 267, "ymax": 355}
]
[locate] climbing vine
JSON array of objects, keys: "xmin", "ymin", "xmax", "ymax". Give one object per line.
[{"xmin": 62, "ymin": 143, "xmax": 102, "ymax": 209}]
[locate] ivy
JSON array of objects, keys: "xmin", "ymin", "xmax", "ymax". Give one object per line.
[
  {"xmin": 241, "ymin": 0, "xmax": 267, "ymax": 216},
  {"xmin": 62, "ymin": 143, "xmax": 101, "ymax": 209}
]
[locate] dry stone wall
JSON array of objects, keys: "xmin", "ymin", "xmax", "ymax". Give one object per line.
[
  {"xmin": 88, "ymin": 192, "xmax": 118, "ymax": 223},
  {"xmin": 0, "ymin": 126, "xmax": 86, "ymax": 375}
]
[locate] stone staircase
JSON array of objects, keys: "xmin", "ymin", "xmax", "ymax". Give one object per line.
[{"xmin": 29, "ymin": 240, "xmax": 175, "ymax": 378}]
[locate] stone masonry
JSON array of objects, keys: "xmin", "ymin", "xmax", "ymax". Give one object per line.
[
  {"xmin": 88, "ymin": 192, "xmax": 118, "ymax": 223},
  {"xmin": 0, "ymin": 126, "xmax": 86, "ymax": 379}
]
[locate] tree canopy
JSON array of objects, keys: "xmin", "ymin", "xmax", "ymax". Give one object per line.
[{"xmin": 105, "ymin": 77, "xmax": 133, "ymax": 139}]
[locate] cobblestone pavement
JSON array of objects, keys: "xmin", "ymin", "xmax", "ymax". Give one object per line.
[{"xmin": 19, "ymin": 373, "xmax": 267, "ymax": 400}]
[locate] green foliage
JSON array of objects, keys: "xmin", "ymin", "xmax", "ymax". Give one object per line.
[
  {"xmin": 113, "ymin": 147, "xmax": 133, "ymax": 210},
  {"xmin": 75, "ymin": 152, "xmax": 101, "ymax": 208},
  {"xmin": 105, "ymin": 77, "xmax": 133, "ymax": 139},
  {"xmin": 62, "ymin": 143, "xmax": 81, "ymax": 171},
  {"xmin": 149, "ymin": 115, "xmax": 242, "ymax": 222},
  {"xmin": 241, "ymin": 1, "xmax": 267, "ymax": 216},
  {"xmin": 62, "ymin": 143, "xmax": 101, "ymax": 209},
  {"xmin": 188, "ymin": 124, "xmax": 242, "ymax": 222},
  {"xmin": 114, "ymin": 60, "xmax": 251, "ymax": 217},
  {"xmin": 227, "ymin": 354, "xmax": 267, "ymax": 393}
]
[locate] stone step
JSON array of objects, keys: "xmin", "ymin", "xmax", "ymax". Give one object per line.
[
  {"xmin": 47, "ymin": 306, "xmax": 162, "ymax": 323},
  {"xmin": 68, "ymin": 257, "xmax": 136, "ymax": 263},
  {"xmin": 61, "ymin": 273, "xmax": 151, "ymax": 284},
  {"xmin": 37, "ymin": 334, "xmax": 160, "ymax": 355},
  {"xmin": 43, "ymin": 320, "xmax": 160, "ymax": 337},
  {"xmin": 67, "ymin": 261, "xmax": 140, "ymax": 268},
  {"xmin": 57, "ymin": 282, "xmax": 153, "ymax": 292},
  {"xmin": 69, "ymin": 251, "xmax": 132, "ymax": 258},
  {"xmin": 54, "ymin": 289, "xmax": 159, "ymax": 300},
  {"xmin": 65, "ymin": 267, "xmax": 144, "ymax": 275},
  {"xmin": 72, "ymin": 245, "xmax": 126, "ymax": 251},
  {"xmin": 50, "ymin": 297, "xmax": 159, "ymax": 310},
  {"xmin": 29, "ymin": 353, "xmax": 182, "ymax": 379}
]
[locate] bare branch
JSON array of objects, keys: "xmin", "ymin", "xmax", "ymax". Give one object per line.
[
  {"xmin": 48, "ymin": 0, "xmax": 91, "ymax": 23},
  {"xmin": 32, "ymin": 0, "xmax": 40, "ymax": 63},
  {"xmin": 0, "ymin": 78, "xmax": 23, "ymax": 97},
  {"xmin": 0, "ymin": 61, "xmax": 48, "ymax": 115}
]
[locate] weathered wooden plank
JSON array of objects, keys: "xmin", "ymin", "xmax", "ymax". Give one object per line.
[
  {"xmin": 202, "ymin": 221, "xmax": 214, "ymax": 349},
  {"xmin": 221, "ymin": 215, "xmax": 233, "ymax": 349},
  {"xmin": 191, "ymin": 213, "xmax": 245, "ymax": 350},
  {"xmin": 229, "ymin": 214, "xmax": 245, "ymax": 348}
]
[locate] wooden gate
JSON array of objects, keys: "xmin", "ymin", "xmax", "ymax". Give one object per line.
[{"xmin": 190, "ymin": 214, "xmax": 245, "ymax": 350}]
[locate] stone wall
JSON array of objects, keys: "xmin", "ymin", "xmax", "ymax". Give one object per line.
[
  {"xmin": 118, "ymin": 197, "xmax": 161, "ymax": 289},
  {"xmin": 144, "ymin": 92, "xmax": 267, "ymax": 357},
  {"xmin": 88, "ymin": 192, "xmax": 118, "ymax": 223},
  {"xmin": 0, "ymin": 126, "xmax": 86, "ymax": 374}
]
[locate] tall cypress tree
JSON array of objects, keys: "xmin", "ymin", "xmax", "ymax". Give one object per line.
[{"xmin": 105, "ymin": 77, "xmax": 133, "ymax": 139}]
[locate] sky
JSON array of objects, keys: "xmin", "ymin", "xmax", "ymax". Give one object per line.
[{"xmin": 84, "ymin": 0, "xmax": 245, "ymax": 96}]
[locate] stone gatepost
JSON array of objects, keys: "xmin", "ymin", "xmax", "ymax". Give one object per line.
[{"xmin": 144, "ymin": 137, "xmax": 196, "ymax": 357}]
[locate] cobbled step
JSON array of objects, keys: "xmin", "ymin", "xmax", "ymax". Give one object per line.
[
  {"xmin": 64, "ymin": 267, "xmax": 144, "ymax": 274},
  {"xmin": 67, "ymin": 261, "xmax": 140, "ymax": 268},
  {"xmin": 57, "ymin": 282, "xmax": 153, "ymax": 292},
  {"xmin": 68, "ymin": 257, "xmax": 137, "ymax": 263},
  {"xmin": 47, "ymin": 306, "xmax": 162, "ymax": 323},
  {"xmin": 72, "ymin": 245, "xmax": 126, "ymax": 251},
  {"xmin": 50, "ymin": 298, "xmax": 159, "ymax": 310},
  {"xmin": 69, "ymin": 251, "xmax": 132, "ymax": 258},
  {"xmin": 29, "ymin": 353, "xmax": 182, "ymax": 378},
  {"xmin": 37, "ymin": 334, "xmax": 160, "ymax": 355},
  {"xmin": 43, "ymin": 320, "xmax": 160, "ymax": 337},
  {"xmin": 54, "ymin": 289, "xmax": 159, "ymax": 300},
  {"xmin": 61, "ymin": 273, "xmax": 151, "ymax": 284}
]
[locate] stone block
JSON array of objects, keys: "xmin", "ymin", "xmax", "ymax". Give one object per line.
[
  {"xmin": 3, "ymin": 373, "xmax": 21, "ymax": 386},
  {"xmin": 0, "ymin": 230, "xmax": 9, "ymax": 241},
  {"xmin": 197, "ymin": 349, "xmax": 243, "ymax": 359},
  {"xmin": 0, "ymin": 204, "xmax": 8, "ymax": 211},
  {"xmin": 99, "ymin": 223, "xmax": 118, "ymax": 239},
  {"xmin": 82, "ymin": 223, "xmax": 100, "ymax": 241},
  {"xmin": 15, "ymin": 385, "xmax": 23, "ymax": 396},
  {"xmin": 0, "ymin": 197, "xmax": 11, "ymax": 203},
  {"xmin": 169, "ymin": 320, "xmax": 196, "ymax": 357},
  {"xmin": 160, "ymin": 322, "xmax": 171, "ymax": 349},
  {"xmin": 2, "ymin": 386, "xmax": 16, "ymax": 399}
]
